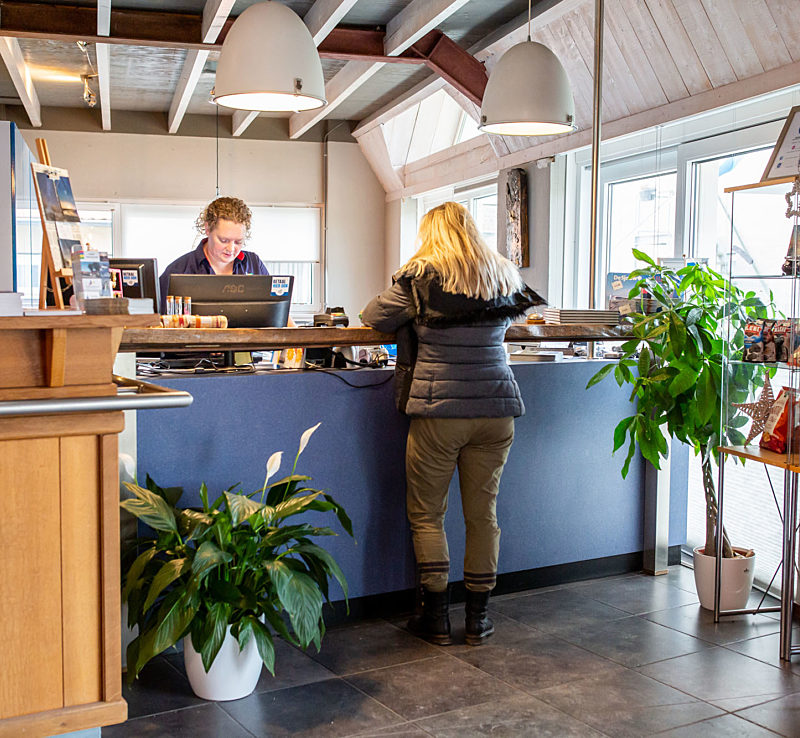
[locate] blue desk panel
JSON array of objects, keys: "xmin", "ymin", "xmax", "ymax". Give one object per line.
[{"xmin": 137, "ymin": 361, "xmax": 688, "ymax": 600}]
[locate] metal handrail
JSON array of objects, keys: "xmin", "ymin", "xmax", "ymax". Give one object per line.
[{"xmin": 0, "ymin": 375, "xmax": 193, "ymax": 417}]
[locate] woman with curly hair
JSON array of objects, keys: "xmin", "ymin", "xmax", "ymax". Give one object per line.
[
  {"xmin": 362, "ymin": 201, "xmax": 543, "ymax": 646},
  {"xmin": 158, "ymin": 197, "xmax": 269, "ymax": 312}
]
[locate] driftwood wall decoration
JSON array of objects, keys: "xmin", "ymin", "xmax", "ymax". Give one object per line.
[{"xmin": 506, "ymin": 168, "xmax": 529, "ymax": 268}]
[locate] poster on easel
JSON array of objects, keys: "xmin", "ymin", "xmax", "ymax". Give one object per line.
[
  {"xmin": 762, "ymin": 105, "xmax": 800, "ymax": 183},
  {"xmin": 31, "ymin": 163, "xmax": 84, "ymax": 271}
]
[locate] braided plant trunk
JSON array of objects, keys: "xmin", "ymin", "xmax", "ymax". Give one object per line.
[{"xmin": 700, "ymin": 444, "xmax": 733, "ymax": 558}]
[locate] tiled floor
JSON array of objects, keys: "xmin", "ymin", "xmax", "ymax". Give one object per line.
[{"xmin": 103, "ymin": 566, "xmax": 800, "ymax": 737}]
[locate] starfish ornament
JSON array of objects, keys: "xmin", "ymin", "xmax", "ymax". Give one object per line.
[{"xmin": 732, "ymin": 373, "xmax": 775, "ymax": 446}]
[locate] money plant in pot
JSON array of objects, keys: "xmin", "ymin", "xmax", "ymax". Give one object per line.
[
  {"xmin": 587, "ymin": 250, "xmax": 771, "ymax": 610},
  {"xmin": 121, "ymin": 422, "xmax": 353, "ymax": 701}
]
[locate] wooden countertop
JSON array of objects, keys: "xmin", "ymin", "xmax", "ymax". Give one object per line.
[
  {"xmin": 0, "ymin": 314, "xmax": 159, "ymax": 329},
  {"xmin": 118, "ymin": 323, "xmax": 630, "ymax": 352}
]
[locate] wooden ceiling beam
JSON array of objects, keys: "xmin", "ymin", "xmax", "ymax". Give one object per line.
[
  {"xmin": 288, "ymin": 0, "xmax": 471, "ymax": 140},
  {"xmin": 304, "ymin": 0, "xmax": 360, "ymax": 46},
  {"xmin": 96, "ymin": 0, "xmax": 111, "ymax": 131},
  {"xmin": 168, "ymin": 0, "xmax": 234, "ymax": 134},
  {"xmin": 0, "ymin": 37, "xmax": 41, "ymax": 127}
]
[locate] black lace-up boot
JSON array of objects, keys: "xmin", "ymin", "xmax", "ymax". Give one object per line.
[
  {"xmin": 406, "ymin": 586, "xmax": 452, "ymax": 645},
  {"xmin": 465, "ymin": 590, "xmax": 494, "ymax": 646}
]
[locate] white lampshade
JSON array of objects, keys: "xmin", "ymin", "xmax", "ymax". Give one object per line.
[
  {"xmin": 479, "ymin": 41, "xmax": 575, "ymax": 136},
  {"xmin": 214, "ymin": 1, "xmax": 326, "ymax": 112}
]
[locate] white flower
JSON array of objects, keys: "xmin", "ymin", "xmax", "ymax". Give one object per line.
[
  {"xmin": 297, "ymin": 422, "xmax": 321, "ymax": 458},
  {"xmin": 265, "ymin": 451, "xmax": 282, "ymax": 483}
]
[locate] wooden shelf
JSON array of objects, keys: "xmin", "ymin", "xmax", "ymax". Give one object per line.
[
  {"xmin": 723, "ymin": 176, "xmax": 797, "ymax": 193},
  {"xmin": 719, "ymin": 444, "xmax": 800, "ymax": 473},
  {"xmin": 0, "ymin": 314, "xmax": 159, "ymax": 329},
  {"xmin": 119, "ymin": 323, "xmax": 631, "ymax": 353}
]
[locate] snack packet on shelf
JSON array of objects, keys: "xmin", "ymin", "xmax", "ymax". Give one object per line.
[{"xmin": 760, "ymin": 387, "xmax": 799, "ymax": 453}]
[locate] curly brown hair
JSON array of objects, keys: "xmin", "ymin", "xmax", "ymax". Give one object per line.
[{"xmin": 196, "ymin": 197, "xmax": 252, "ymax": 239}]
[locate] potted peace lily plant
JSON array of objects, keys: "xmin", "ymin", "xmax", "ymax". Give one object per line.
[
  {"xmin": 121, "ymin": 422, "xmax": 353, "ymax": 701},
  {"xmin": 587, "ymin": 250, "xmax": 771, "ymax": 609}
]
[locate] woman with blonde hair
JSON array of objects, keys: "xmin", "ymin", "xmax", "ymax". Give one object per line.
[{"xmin": 362, "ymin": 201, "xmax": 543, "ymax": 645}]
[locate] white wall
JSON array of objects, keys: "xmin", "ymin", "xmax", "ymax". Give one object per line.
[{"xmin": 19, "ymin": 129, "xmax": 385, "ymax": 320}]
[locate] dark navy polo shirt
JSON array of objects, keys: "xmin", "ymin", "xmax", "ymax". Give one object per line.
[{"xmin": 158, "ymin": 239, "xmax": 269, "ymax": 312}]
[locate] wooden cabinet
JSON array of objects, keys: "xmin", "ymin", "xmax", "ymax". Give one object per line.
[{"xmin": 0, "ymin": 315, "xmax": 156, "ymax": 737}]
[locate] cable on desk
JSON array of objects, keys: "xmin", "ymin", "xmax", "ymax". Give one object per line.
[{"xmin": 302, "ymin": 363, "xmax": 395, "ymax": 388}]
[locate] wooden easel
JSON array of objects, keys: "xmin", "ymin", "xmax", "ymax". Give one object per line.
[{"xmin": 34, "ymin": 138, "xmax": 73, "ymax": 309}]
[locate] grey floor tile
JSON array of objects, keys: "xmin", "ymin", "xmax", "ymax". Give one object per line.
[
  {"xmin": 492, "ymin": 587, "xmax": 630, "ymax": 634},
  {"xmin": 350, "ymin": 725, "xmax": 432, "ymax": 737},
  {"xmin": 451, "ymin": 627, "xmax": 623, "ymax": 692},
  {"xmin": 102, "ymin": 703, "xmax": 254, "ymax": 737},
  {"xmin": 414, "ymin": 693, "xmax": 607, "ymax": 737},
  {"xmin": 308, "ymin": 619, "xmax": 441, "ymax": 675},
  {"xmin": 556, "ymin": 615, "xmax": 712, "ymax": 668},
  {"xmin": 122, "ymin": 654, "xmax": 206, "ymax": 719},
  {"xmin": 652, "ymin": 712, "xmax": 782, "ymax": 737},
  {"xmin": 644, "ymin": 602, "xmax": 782, "ymax": 645},
  {"xmin": 650, "ymin": 565, "xmax": 700, "ymax": 594},
  {"xmin": 573, "ymin": 574, "xmax": 699, "ymax": 615},
  {"xmin": 533, "ymin": 668, "xmax": 722, "ymax": 737},
  {"xmin": 637, "ymin": 646, "xmax": 800, "ymax": 711},
  {"xmin": 724, "ymin": 630, "xmax": 800, "ymax": 674},
  {"xmin": 736, "ymin": 691, "xmax": 800, "ymax": 737},
  {"xmin": 346, "ymin": 654, "xmax": 515, "ymax": 721},
  {"xmin": 220, "ymin": 678, "xmax": 402, "ymax": 738},
  {"xmin": 253, "ymin": 636, "xmax": 337, "ymax": 692}
]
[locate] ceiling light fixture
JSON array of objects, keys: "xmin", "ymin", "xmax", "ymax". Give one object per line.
[
  {"xmin": 479, "ymin": 0, "xmax": 575, "ymax": 136},
  {"xmin": 213, "ymin": 1, "xmax": 326, "ymax": 113}
]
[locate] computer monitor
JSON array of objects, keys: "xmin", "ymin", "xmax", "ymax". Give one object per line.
[
  {"xmin": 109, "ymin": 257, "xmax": 160, "ymax": 310},
  {"xmin": 167, "ymin": 274, "xmax": 294, "ymax": 328}
]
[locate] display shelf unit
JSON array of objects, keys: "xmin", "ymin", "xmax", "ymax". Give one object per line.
[{"xmin": 716, "ymin": 176, "xmax": 800, "ymax": 663}]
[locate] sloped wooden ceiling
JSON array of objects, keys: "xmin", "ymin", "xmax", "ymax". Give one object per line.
[{"xmin": 355, "ymin": 0, "xmax": 800, "ymax": 198}]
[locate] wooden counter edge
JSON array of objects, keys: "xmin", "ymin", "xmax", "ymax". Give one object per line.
[
  {"xmin": 0, "ymin": 315, "xmax": 159, "ymax": 329},
  {"xmin": 118, "ymin": 324, "xmax": 631, "ymax": 352},
  {"xmin": 0, "ymin": 699, "xmax": 127, "ymax": 737},
  {"xmin": 719, "ymin": 444, "xmax": 800, "ymax": 473}
]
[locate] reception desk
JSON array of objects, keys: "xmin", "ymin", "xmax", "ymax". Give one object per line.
[{"xmin": 134, "ymin": 357, "xmax": 688, "ymax": 606}]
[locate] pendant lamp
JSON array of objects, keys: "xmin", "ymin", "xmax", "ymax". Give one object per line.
[
  {"xmin": 214, "ymin": 1, "xmax": 326, "ymax": 112},
  {"xmin": 479, "ymin": 1, "xmax": 575, "ymax": 136}
]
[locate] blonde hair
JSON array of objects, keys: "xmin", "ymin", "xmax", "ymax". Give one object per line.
[
  {"xmin": 400, "ymin": 201, "xmax": 523, "ymax": 299},
  {"xmin": 196, "ymin": 197, "xmax": 252, "ymax": 239}
]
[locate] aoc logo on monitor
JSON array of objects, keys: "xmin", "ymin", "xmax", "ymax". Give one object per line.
[{"xmin": 222, "ymin": 284, "xmax": 245, "ymax": 294}]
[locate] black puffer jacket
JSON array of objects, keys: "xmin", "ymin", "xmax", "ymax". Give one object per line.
[{"xmin": 361, "ymin": 270, "xmax": 544, "ymax": 418}]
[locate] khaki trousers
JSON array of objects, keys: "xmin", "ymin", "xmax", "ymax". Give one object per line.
[{"xmin": 405, "ymin": 416, "xmax": 515, "ymax": 593}]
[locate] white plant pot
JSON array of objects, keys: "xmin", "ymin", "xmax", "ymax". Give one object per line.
[
  {"xmin": 693, "ymin": 545, "xmax": 756, "ymax": 611},
  {"xmin": 183, "ymin": 628, "xmax": 262, "ymax": 701}
]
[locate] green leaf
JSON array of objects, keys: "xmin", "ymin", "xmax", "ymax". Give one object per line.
[
  {"xmin": 292, "ymin": 543, "xmax": 349, "ymax": 602},
  {"xmin": 250, "ymin": 616, "xmax": 276, "ymax": 675},
  {"xmin": 199, "ymin": 602, "xmax": 230, "ymax": 672},
  {"xmin": 121, "ymin": 483, "xmax": 178, "ymax": 533},
  {"xmin": 207, "ymin": 577, "xmax": 243, "ymax": 605},
  {"xmin": 638, "ymin": 345, "xmax": 651, "ymax": 378},
  {"xmin": 152, "ymin": 590, "xmax": 196, "ymax": 655},
  {"xmin": 696, "ymin": 369, "xmax": 717, "ymax": 425},
  {"xmin": 143, "ymin": 558, "xmax": 189, "ymax": 612},
  {"xmin": 632, "ymin": 248, "xmax": 657, "ymax": 266},
  {"xmin": 613, "ymin": 417, "xmax": 633, "ymax": 454},
  {"xmin": 273, "ymin": 491, "xmax": 325, "ymax": 521},
  {"xmin": 266, "ymin": 475, "xmax": 313, "ymax": 507},
  {"xmin": 668, "ymin": 366, "xmax": 699, "ymax": 397},
  {"xmin": 224, "ymin": 491, "xmax": 264, "ymax": 527},
  {"xmin": 122, "ymin": 546, "xmax": 157, "ymax": 602},
  {"xmin": 266, "ymin": 560, "xmax": 323, "ymax": 648},
  {"xmin": 191, "ymin": 541, "xmax": 233, "ymax": 579},
  {"xmin": 586, "ymin": 362, "xmax": 614, "ymax": 389}
]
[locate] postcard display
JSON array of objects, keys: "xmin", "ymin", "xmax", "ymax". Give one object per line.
[{"xmin": 717, "ymin": 175, "xmax": 800, "ymax": 662}]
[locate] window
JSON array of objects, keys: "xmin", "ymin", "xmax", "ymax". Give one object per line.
[
  {"xmin": 416, "ymin": 183, "xmax": 498, "ymax": 252},
  {"xmin": 604, "ymin": 172, "xmax": 677, "ymax": 275},
  {"xmin": 118, "ymin": 202, "xmax": 322, "ymax": 313}
]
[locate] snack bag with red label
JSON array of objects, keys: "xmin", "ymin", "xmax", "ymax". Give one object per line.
[{"xmin": 760, "ymin": 387, "xmax": 797, "ymax": 453}]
